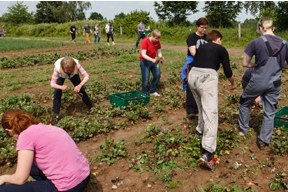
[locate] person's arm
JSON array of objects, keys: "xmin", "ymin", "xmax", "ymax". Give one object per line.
[
  {"xmin": 141, "ymin": 49, "xmax": 157, "ymax": 63},
  {"xmin": 242, "ymin": 52, "xmax": 253, "ymax": 67},
  {"xmin": 73, "ymin": 64, "xmax": 89, "ymax": 93},
  {"xmin": 50, "ymin": 68, "xmax": 68, "ymax": 91},
  {"xmin": 156, "ymin": 49, "xmax": 164, "ymax": 63},
  {"xmin": 221, "ymin": 47, "xmax": 236, "ymax": 89},
  {"xmin": 188, "ymin": 45, "xmax": 196, "ymax": 56},
  {"xmin": 228, "ymin": 77, "xmax": 236, "ymax": 90},
  {"xmin": 0, "ymin": 150, "xmax": 33, "ymax": 185}
]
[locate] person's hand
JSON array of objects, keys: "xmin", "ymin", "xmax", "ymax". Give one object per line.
[
  {"xmin": 158, "ymin": 57, "xmax": 164, "ymax": 63},
  {"xmin": 61, "ymin": 85, "xmax": 68, "ymax": 91},
  {"xmin": 230, "ymin": 83, "xmax": 236, "ymax": 90},
  {"xmin": 0, "ymin": 176, "xmax": 5, "ymax": 185},
  {"xmin": 73, "ymin": 85, "xmax": 82, "ymax": 93},
  {"xmin": 152, "ymin": 58, "xmax": 158, "ymax": 63}
]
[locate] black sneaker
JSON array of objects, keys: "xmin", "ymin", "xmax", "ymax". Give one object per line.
[
  {"xmin": 195, "ymin": 130, "xmax": 202, "ymax": 140},
  {"xmin": 257, "ymin": 139, "xmax": 269, "ymax": 150},
  {"xmin": 187, "ymin": 113, "xmax": 197, "ymax": 120}
]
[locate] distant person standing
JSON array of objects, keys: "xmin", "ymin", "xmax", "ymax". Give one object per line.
[
  {"xmin": 139, "ymin": 29, "xmax": 164, "ymax": 96},
  {"xmin": 70, "ymin": 25, "xmax": 76, "ymax": 42},
  {"xmin": 83, "ymin": 23, "xmax": 91, "ymax": 44},
  {"xmin": 105, "ymin": 20, "xmax": 115, "ymax": 46},
  {"xmin": 181, "ymin": 17, "xmax": 209, "ymax": 119},
  {"xmin": 136, "ymin": 19, "xmax": 146, "ymax": 48},
  {"xmin": 93, "ymin": 23, "xmax": 101, "ymax": 44}
]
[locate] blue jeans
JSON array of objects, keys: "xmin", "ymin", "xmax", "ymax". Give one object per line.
[
  {"xmin": 94, "ymin": 33, "xmax": 100, "ymax": 43},
  {"xmin": 0, "ymin": 164, "xmax": 90, "ymax": 192},
  {"xmin": 140, "ymin": 59, "xmax": 161, "ymax": 95}
]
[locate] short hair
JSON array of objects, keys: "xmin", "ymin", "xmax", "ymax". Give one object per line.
[
  {"xmin": 207, "ymin": 30, "xmax": 223, "ymax": 42},
  {"xmin": 151, "ymin": 29, "xmax": 161, "ymax": 38},
  {"xmin": 60, "ymin": 57, "xmax": 77, "ymax": 74},
  {"xmin": 196, "ymin": 17, "xmax": 209, "ymax": 26},
  {"xmin": 1, "ymin": 109, "xmax": 39, "ymax": 135},
  {"xmin": 257, "ymin": 18, "xmax": 273, "ymax": 33}
]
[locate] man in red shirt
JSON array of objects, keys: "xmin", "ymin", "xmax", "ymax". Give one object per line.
[{"xmin": 139, "ymin": 29, "xmax": 164, "ymax": 96}]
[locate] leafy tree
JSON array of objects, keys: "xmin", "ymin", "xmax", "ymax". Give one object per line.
[
  {"xmin": 242, "ymin": 18, "xmax": 258, "ymax": 28},
  {"xmin": 203, "ymin": 1, "xmax": 242, "ymax": 28},
  {"xmin": 275, "ymin": 1, "xmax": 288, "ymax": 31},
  {"xmin": 2, "ymin": 2, "xmax": 34, "ymax": 24},
  {"xmin": 154, "ymin": 1, "xmax": 198, "ymax": 26},
  {"xmin": 114, "ymin": 12, "xmax": 126, "ymax": 19},
  {"xmin": 35, "ymin": 1, "xmax": 91, "ymax": 23},
  {"xmin": 89, "ymin": 12, "xmax": 104, "ymax": 20},
  {"xmin": 243, "ymin": 1, "xmax": 277, "ymax": 18},
  {"xmin": 74, "ymin": 1, "xmax": 91, "ymax": 20}
]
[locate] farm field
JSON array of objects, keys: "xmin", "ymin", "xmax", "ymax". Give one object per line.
[{"xmin": 0, "ymin": 39, "xmax": 288, "ymax": 192}]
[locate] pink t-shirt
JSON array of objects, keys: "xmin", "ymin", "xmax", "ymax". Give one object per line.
[{"xmin": 16, "ymin": 123, "xmax": 90, "ymax": 191}]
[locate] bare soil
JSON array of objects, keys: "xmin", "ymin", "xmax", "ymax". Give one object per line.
[{"xmin": 1, "ymin": 42, "xmax": 288, "ymax": 192}]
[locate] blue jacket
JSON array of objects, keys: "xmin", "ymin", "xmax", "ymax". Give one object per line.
[{"xmin": 181, "ymin": 55, "xmax": 194, "ymax": 91}]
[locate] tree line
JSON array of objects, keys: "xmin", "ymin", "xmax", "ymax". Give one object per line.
[{"xmin": 1, "ymin": 1, "xmax": 288, "ymax": 31}]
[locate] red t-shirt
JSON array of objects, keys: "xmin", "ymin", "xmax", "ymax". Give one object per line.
[{"xmin": 139, "ymin": 37, "xmax": 161, "ymax": 60}]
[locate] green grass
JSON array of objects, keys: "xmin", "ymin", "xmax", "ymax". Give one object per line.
[{"xmin": 0, "ymin": 37, "xmax": 69, "ymax": 51}]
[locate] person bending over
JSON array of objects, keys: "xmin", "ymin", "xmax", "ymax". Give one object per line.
[{"xmin": 0, "ymin": 109, "xmax": 90, "ymax": 192}]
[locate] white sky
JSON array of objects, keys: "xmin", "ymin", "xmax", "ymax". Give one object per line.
[{"xmin": 0, "ymin": 1, "xmax": 253, "ymax": 22}]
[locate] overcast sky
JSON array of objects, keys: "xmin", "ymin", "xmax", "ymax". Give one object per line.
[{"xmin": 0, "ymin": 1, "xmax": 253, "ymax": 22}]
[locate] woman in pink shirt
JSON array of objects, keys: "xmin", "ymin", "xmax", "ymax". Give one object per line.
[
  {"xmin": 50, "ymin": 57, "xmax": 93, "ymax": 122},
  {"xmin": 0, "ymin": 109, "xmax": 90, "ymax": 192}
]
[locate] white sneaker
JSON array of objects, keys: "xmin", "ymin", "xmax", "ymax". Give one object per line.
[
  {"xmin": 150, "ymin": 92, "xmax": 160, "ymax": 97},
  {"xmin": 107, "ymin": 43, "xmax": 110, "ymax": 46},
  {"xmin": 112, "ymin": 42, "xmax": 115, "ymax": 45}
]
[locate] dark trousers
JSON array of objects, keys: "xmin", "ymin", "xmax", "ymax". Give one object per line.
[
  {"xmin": 53, "ymin": 75, "xmax": 93, "ymax": 114},
  {"xmin": 0, "ymin": 163, "xmax": 57, "ymax": 192},
  {"xmin": 106, "ymin": 33, "xmax": 114, "ymax": 42},
  {"xmin": 136, "ymin": 32, "xmax": 145, "ymax": 48},
  {"xmin": 71, "ymin": 33, "xmax": 76, "ymax": 40},
  {"xmin": 186, "ymin": 81, "xmax": 198, "ymax": 115},
  {"xmin": 0, "ymin": 164, "xmax": 90, "ymax": 192}
]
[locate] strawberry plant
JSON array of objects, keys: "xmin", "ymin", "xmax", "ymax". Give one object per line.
[
  {"xmin": 271, "ymin": 129, "xmax": 288, "ymax": 155},
  {"xmin": 269, "ymin": 172, "xmax": 288, "ymax": 191},
  {"xmin": 99, "ymin": 138, "xmax": 127, "ymax": 165}
]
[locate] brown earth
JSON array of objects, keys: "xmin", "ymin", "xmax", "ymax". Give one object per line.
[{"xmin": 1, "ymin": 42, "xmax": 287, "ymax": 192}]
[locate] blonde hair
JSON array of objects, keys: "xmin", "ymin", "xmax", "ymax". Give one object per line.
[
  {"xmin": 151, "ymin": 29, "xmax": 161, "ymax": 38},
  {"xmin": 257, "ymin": 18, "xmax": 274, "ymax": 33},
  {"xmin": 60, "ymin": 57, "xmax": 78, "ymax": 74},
  {"xmin": 1, "ymin": 109, "xmax": 39, "ymax": 135}
]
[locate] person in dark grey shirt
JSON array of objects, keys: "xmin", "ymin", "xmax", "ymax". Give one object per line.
[
  {"xmin": 238, "ymin": 18, "xmax": 288, "ymax": 149},
  {"xmin": 188, "ymin": 30, "xmax": 235, "ymax": 170}
]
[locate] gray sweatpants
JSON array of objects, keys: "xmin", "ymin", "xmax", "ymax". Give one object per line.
[{"xmin": 188, "ymin": 67, "xmax": 218, "ymax": 153}]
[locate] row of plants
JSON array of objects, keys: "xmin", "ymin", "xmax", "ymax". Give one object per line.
[{"xmin": 0, "ymin": 46, "xmax": 138, "ymax": 69}]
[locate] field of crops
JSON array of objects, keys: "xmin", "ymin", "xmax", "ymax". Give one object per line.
[{"xmin": 0, "ymin": 38, "xmax": 288, "ymax": 192}]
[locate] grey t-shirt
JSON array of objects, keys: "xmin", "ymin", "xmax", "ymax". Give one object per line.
[{"xmin": 245, "ymin": 34, "xmax": 288, "ymax": 68}]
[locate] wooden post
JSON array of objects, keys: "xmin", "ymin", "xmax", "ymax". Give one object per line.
[
  {"xmin": 120, "ymin": 26, "xmax": 122, "ymax": 36},
  {"xmin": 238, "ymin": 23, "xmax": 241, "ymax": 39}
]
